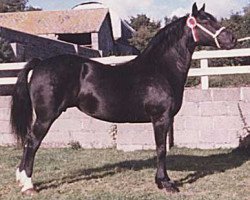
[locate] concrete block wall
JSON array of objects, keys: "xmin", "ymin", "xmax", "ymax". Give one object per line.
[
  {"xmin": 0, "ymin": 97, "xmax": 115, "ymax": 148},
  {"xmin": 0, "ymin": 87, "xmax": 250, "ymax": 150},
  {"xmin": 174, "ymin": 88, "xmax": 249, "ymax": 149},
  {"xmin": 116, "ymin": 88, "xmax": 250, "ymax": 150},
  {"xmin": 0, "ymin": 96, "xmax": 13, "ymax": 146},
  {"xmin": 43, "ymin": 108, "xmax": 115, "ymax": 148}
]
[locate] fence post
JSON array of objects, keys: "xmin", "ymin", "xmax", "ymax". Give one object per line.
[{"xmin": 200, "ymin": 59, "xmax": 209, "ymax": 89}]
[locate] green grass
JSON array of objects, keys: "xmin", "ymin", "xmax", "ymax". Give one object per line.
[{"xmin": 0, "ymin": 147, "xmax": 249, "ymax": 200}]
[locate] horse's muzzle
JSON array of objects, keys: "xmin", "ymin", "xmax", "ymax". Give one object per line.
[{"xmin": 219, "ymin": 30, "xmax": 237, "ymax": 50}]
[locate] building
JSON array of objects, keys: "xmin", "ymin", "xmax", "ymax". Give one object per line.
[
  {"xmin": 73, "ymin": 1, "xmax": 137, "ymax": 55},
  {"xmin": 0, "ymin": 1, "xmax": 138, "ymax": 60}
]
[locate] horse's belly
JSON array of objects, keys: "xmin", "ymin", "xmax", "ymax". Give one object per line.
[{"xmin": 77, "ymin": 95, "xmax": 150, "ymax": 123}]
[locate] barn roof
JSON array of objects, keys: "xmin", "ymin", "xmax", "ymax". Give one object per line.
[
  {"xmin": 73, "ymin": 1, "xmax": 135, "ymax": 39},
  {"xmin": 0, "ymin": 8, "xmax": 109, "ymax": 35}
]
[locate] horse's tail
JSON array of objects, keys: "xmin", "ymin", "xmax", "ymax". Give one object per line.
[{"xmin": 10, "ymin": 58, "xmax": 41, "ymax": 146}]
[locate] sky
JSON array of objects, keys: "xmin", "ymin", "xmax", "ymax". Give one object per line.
[{"xmin": 28, "ymin": 0, "xmax": 249, "ymax": 22}]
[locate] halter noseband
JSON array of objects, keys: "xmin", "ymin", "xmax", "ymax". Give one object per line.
[{"xmin": 186, "ymin": 15, "xmax": 226, "ymax": 48}]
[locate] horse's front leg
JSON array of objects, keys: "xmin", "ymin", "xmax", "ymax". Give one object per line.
[{"xmin": 152, "ymin": 113, "xmax": 179, "ymax": 193}]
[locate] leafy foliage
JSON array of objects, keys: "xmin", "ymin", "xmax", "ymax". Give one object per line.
[
  {"xmin": 0, "ymin": 0, "xmax": 27, "ymax": 12},
  {"xmin": 206, "ymin": 5, "xmax": 250, "ymax": 87},
  {"xmin": 164, "ymin": 15, "xmax": 179, "ymax": 26},
  {"xmin": 128, "ymin": 14, "xmax": 161, "ymax": 52},
  {"xmin": 0, "ymin": 0, "xmax": 40, "ymax": 12},
  {"xmin": 0, "ymin": 38, "xmax": 14, "ymax": 63},
  {"xmin": 221, "ymin": 8, "xmax": 250, "ymax": 49}
]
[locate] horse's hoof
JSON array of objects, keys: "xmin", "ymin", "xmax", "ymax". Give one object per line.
[
  {"xmin": 164, "ymin": 183, "xmax": 180, "ymax": 193},
  {"xmin": 22, "ymin": 188, "xmax": 38, "ymax": 196},
  {"xmin": 156, "ymin": 179, "xmax": 180, "ymax": 193}
]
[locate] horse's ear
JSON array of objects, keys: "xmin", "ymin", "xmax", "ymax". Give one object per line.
[
  {"xmin": 200, "ymin": 3, "xmax": 205, "ymax": 12},
  {"xmin": 192, "ymin": 2, "xmax": 198, "ymax": 16}
]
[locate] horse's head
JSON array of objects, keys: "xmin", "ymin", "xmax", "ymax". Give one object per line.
[{"xmin": 187, "ymin": 3, "xmax": 237, "ymax": 49}]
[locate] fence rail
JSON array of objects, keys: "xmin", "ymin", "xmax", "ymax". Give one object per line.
[
  {"xmin": 0, "ymin": 48, "xmax": 250, "ymax": 89},
  {"xmin": 190, "ymin": 48, "xmax": 250, "ymax": 89}
]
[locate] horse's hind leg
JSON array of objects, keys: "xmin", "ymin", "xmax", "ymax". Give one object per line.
[{"xmin": 17, "ymin": 114, "xmax": 60, "ymax": 195}]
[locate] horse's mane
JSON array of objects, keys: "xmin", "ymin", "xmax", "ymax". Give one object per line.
[
  {"xmin": 140, "ymin": 16, "xmax": 188, "ymax": 57},
  {"xmin": 114, "ymin": 16, "xmax": 189, "ymax": 69}
]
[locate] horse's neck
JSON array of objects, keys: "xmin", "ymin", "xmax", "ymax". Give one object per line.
[
  {"xmin": 155, "ymin": 29, "xmax": 195, "ymax": 84},
  {"xmin": 134, "ymin": 18, "xmax": 196, "ymax": 89},
  {"xmin": 138, "ymin": 18, "xmax": 195, "ymax": 75},
  {"xmin": 161, "ymin": 33, "xmax": 195, "ymax": 110}
]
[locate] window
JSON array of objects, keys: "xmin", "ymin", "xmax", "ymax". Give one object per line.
[{"xmin": 57, "ymin": 33, "xmax": 92, "ymax": 47}]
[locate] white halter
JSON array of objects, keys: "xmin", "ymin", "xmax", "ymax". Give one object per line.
[{"xmin": 186, "ymin": 15, "xmax": 226, "ymax": 48}]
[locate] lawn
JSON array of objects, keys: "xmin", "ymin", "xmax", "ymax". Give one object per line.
[{"xmin": 0, "ymin": 147, "xmax": 249, "ymax": 200}]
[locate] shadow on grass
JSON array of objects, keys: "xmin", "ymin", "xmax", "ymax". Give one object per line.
[{"xmin": 36, "ymin": 148, "xmax": 249, "ymax": 191}]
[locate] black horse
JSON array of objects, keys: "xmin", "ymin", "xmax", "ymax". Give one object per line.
[{"xmin": 11, "ymin": 3, "xmax": 237, "ymax": 195}]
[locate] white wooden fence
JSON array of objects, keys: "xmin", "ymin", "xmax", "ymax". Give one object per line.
[
  {"xmin": 190, "ymin": 48, "xmax": 250, "ymax": 89},
  {"xmin": 0, "ymin": 48, "xmax": 250, "ymax": 89}
]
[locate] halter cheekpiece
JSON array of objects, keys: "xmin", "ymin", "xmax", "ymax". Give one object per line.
[
  {"xmin": 186, "ymin": 16, "xmax": 197, "ymax": 29},
  {"xmin": 186, "ymin": 15, "xmax": 226, "ymax": 48}
]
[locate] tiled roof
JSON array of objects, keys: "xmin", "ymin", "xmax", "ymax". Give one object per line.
[{"xmin": 0, "ymin": 8, "xmax": 109, "ymax": 34}]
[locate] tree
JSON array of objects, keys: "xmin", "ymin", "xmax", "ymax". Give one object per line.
[
  {"xmin": 25, "ymin": 5, "xmax": 41, "ymax": 11},
  {"xmin": 164, "ymin": 15, "xmax": 179, "ymax": 26},
  {"xmin": 128, "ymin": 14, "xmax": 161, "ymax": 52},
  {"xmin": 0, "ymin": 0, "xmax": 40, "ymax": 13},
  {"xmin": 219, "ymin": 5, "xmax": 250, "ymax": 64},
  {"xmin": 128, "ymin": 14, "xmax": 181, "ymax": 52},
  {"xmin": 0, "ymin": 38, "xmax": 14, "ymax": 63},
  {"xmin": 0, "ymin": 0, "xmax": 28, "ymax": 12}
]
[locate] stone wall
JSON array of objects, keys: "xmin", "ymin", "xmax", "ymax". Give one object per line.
[{"xmin": 0, "ymin": 87, "xmax": 250, "ymax": 150}]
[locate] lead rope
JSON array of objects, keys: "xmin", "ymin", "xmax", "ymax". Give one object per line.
[{"xmin": 186, "ymin": 15, "xmax": 226, "ymax": 48}]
